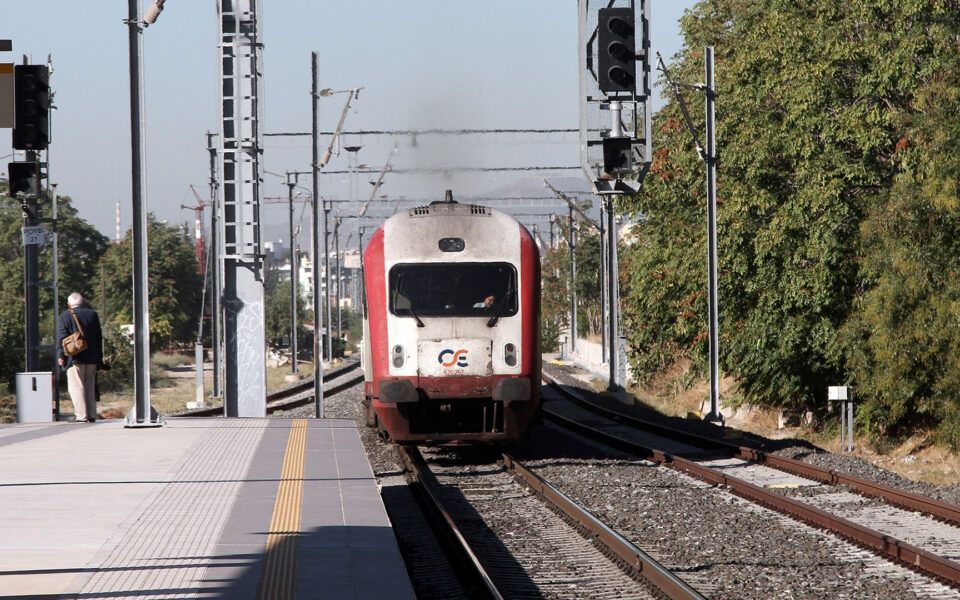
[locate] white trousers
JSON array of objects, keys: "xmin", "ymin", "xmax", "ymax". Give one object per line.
[{"xmin": 66, "ymin": 363, "xmax": 97, "ymax": 421}]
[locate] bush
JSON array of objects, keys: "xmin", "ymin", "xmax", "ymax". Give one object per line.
[{"xmin": 97, "ymin": 322, "xmax": 134, "ymax": 392}]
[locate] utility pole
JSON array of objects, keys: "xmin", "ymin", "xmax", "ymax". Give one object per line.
[
  {"xmin": 286, "ymin": 172, "xmax": 299, "ymax": 377},
  {"xmin": 334, "ymin": 217, "xmax": 342, "ymax": 339},
  {"xmin": 656, "ymin": 47, "xmax": 722, "ymax": 423},
  {"xmin": 605, "ymin": 198, "xmax": 619, "ymax": 390},
  {"xmin": 310, "ymin": 50, "xmax": 324, "ymax": 418},
  {"xmin": 207, "ymin": 132, "xmax": 221, "ymax": 400},
  {"xmin": 125, "ymin": 0, "xmax": 162, "ymax": 426},
  {"xmin": 568, "ymin": 204, "xmax": 577, "ymax": 354}
]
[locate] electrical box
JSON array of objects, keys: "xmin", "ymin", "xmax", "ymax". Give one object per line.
[{"xmin": 16, "ymin": 371, "xmax": 53, "ymax": 423}]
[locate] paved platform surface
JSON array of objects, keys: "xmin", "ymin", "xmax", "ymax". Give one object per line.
[{"xmin": 0, "ymin": 417, "xmax": 415, "ymax": 599}]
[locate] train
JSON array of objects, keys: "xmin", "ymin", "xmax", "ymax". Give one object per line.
[{"xmin": 361, "ymin": 190, "xmax": 541, "ymax": 444}]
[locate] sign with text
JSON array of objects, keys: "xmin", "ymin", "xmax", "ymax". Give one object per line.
[{"xmin": 22, "ymin": 225, "xmax": 45, "ymax": 246}]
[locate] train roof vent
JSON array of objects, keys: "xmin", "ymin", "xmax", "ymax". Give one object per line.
[{"xmin": 408, "ymin": 203, "xmax": 490, "ymax": 217}]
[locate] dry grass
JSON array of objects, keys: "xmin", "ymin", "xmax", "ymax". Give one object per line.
[
  {"xmin": 95, "ymin": 359, "xmax": 318, "ymax": 419},
  {"xmin": 618, "ymin": 364, "xmax": 960, "ymax": 486}
]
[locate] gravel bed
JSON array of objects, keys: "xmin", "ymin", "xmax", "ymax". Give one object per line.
[
  {"xmin": 539, "ymin": 362, "xmax": 960, "ymax": 599},
  {"xmin": 514, "ymin": 420, "xmax": 960, "ymax": 599}
]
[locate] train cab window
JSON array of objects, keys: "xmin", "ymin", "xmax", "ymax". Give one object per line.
[{"xmin": 389, "ymin": 262, "xmax": 518, "ymax": 318}]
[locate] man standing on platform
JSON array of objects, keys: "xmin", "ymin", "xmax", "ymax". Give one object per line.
[{"xmin": 56, "ymin": 292, "xmax": 104, "ymax": 423}]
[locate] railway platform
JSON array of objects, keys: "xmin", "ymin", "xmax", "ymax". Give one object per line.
[{"xmin": 0, "ymin": 417, "xmax": 415, "ymax": 599}]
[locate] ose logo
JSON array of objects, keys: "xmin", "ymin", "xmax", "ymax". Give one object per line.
[{"xmin": 438, "ymin": 349, "xmax": 469, "ymax": 368}]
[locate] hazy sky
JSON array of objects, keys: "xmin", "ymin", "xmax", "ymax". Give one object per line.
[{"xmin": 2, "ymin": 1, "xmax": 697, "ymax": 240}]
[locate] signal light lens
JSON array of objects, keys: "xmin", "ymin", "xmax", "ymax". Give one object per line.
[
  {"xmin": 504, "ymin": 343, "xmax": 517, "ymax": 367},
  {"xmin": 392, "ymin": 345, "xmax": 405, "ymax": 368}
]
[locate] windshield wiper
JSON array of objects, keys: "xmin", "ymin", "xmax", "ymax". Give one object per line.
[
  {"xmin": 409, "ymin": 306, "xmax": 425, "ymax": 328},
  {"xmin": 395, "ymin": 273, "xmax": 425, "ymax": 327},
  {"xmin": 486, "ymin": 290, "xmax": 513, "ymax": 327}
]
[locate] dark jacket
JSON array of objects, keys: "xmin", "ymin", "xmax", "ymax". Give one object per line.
[{"xmin": 56, "ymin": 306, "xmax": 103, "ymax": 369}]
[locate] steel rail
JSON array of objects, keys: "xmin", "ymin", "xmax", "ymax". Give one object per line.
[
  {"xmin": 501, "ymin": 453, "xmax": 706, "ymax": 600},
  {"xmin": 542, "ymin": 373, "xmax": 960, "ymax": 526},
  {"xmin": 395, "ymin": 445, "xmax": 505, "ymax": 600},
  {"xmin": 541, "ymin": 376, "xmax": 960, "ymax": 588}
]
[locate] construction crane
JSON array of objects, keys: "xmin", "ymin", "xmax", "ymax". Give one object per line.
[{"xmin": 181, "ymin": 185, "xmax": 206, "ymax": 275}]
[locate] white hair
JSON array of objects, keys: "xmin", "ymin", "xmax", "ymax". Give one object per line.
[{"xmin": 67, "ymin": 293, "xmax": 83, "ymax": 308}]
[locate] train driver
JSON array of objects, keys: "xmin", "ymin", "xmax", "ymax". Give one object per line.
[{"xmin": 473, "ymin": 295, "xmax": 496, "ymax": 309}]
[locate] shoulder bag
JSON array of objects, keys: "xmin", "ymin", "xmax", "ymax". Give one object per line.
[{"xmin": 62, "ymin": 307, "xmax": 88, "ymax": 357}]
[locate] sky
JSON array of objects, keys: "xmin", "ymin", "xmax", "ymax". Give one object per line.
[{"xmin": 2, "ymin": 1, "xmax": 698, "ymax": 243}]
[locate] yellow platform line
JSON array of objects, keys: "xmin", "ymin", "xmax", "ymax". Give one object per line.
[{"xmin": 257, "ymin": 419, "xmax": 308, "ymax": 600}]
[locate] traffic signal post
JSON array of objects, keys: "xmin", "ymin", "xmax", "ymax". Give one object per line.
[
  {"xmin": 10, "ymin": 60, "xmax": 52, "ymax": 375},
  {"xmin": 578, "ymin": 1, "xmax": 651, "ymax": 391}
]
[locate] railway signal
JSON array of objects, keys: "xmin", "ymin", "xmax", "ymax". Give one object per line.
[
  {"xmin": 597, "ymin": 8, "xmax": 636, "ymax": 94},
  {"xmin": 12, "ymin": 64, "xmax": 49, "ymax": 150},
  {"xmin": 602, "ymin": 136, "xmax": 632, "ymax": 175},
  {"xmin": 7, "ymin": 161, "xmax": 41, "ymax": 199},
  {"xmin": 578, "ymin": 0, "xmax": 651, "ymax": 195}
]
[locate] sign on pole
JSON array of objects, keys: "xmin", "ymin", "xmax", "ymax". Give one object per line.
[
  {"xmin": 0, "ymin": 62, "xmax": 13, "ymax": 129},
  {"xmin": 22, "ymin": 225, "xmax": 45, "ymax": 246}
]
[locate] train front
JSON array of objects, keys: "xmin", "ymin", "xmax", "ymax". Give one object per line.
[{"xmin": 362, "ymin": 197, "xmax": 541, "ymax": 444}]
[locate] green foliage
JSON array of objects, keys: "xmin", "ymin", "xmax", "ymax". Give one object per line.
[
  {"xmin": 100, "ymin": 215, "xmax": 203, "ymax": 347},
  {"xmin": 618, "ymin": 0, "xmax": 960, "ymax": 447},
  {"xmin": 97, "ymin": 321, "xmax": 134, "ymax": 392},
  {"xmin": 540, "ymin": 314, "xmax": 561, "ymax": 353},
  {"xmin": 0, "ymin": 191, "xmax": 109, "ymax": 391},
  {"xmin": 540, "ymin": 214, "xmax": 610, "ymax": 341},
  {"xmin": 264, "ymin": 265, "xmax": 309, "ymax": 350},
  {"xmin": 842, "ymin": 54, "xmax": 960, "ymax": 447}
]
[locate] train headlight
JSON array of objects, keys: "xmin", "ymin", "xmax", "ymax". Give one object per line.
[
  {"xmin": 392, "ymin": 344, "xmax": 405, "ymax": 368},
  {"xmin": 504, "ymin": 343, "xmax": 518, "ymax": 367}
]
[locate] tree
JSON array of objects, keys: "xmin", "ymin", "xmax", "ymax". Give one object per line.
[
  {"xmin": 619, "ymin": 0, "xmax": 960, "ymax": 428},
  {"xmin": 843, "ymin": 51, "xmax": 960, "ymax": 447},
  {"xmin": 264, "ymin": 263, "xmax": 309, "ymax": 351},
  {"xmin": 0, "ymin": 186, "xmax": 108, "ymax": 390},
  {"xmin": 100, "ymin": 215, "xmax": 203, "ymax": 347}
]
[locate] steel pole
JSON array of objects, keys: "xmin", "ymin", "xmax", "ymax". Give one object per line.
[
  {"xmin": 606, "ymin": 199, "xmax": 619, "ymax": 391},
  {"xmin": 311, "ymin": 51, "xmax": 324, "ymax": 418},
  {"xmin": 335, "ymin": 220, "xmax": 342, "ymax": 339},
  {"xmin": 599, "ymin": 203, "xmax": 607, "ymax": 364},
  {"xmin": 126, "ymin": 0, "xmax": 160, "ymax": 426},
  {"xmin": 287, "ymin": 176, "xmax": 299, "ymax": 374},
  {"xmin": 207, "ymin": 132, "xmax": 221, "ymax": 400},
  {"xmin": 323, "ymin": 202, "xmax": 332, "ymax": 360},
  {"xmin": 23, "ymin": 151, "xmax": 40, "ymax": 372},
  {"xmin": 568, "ymin": 205, "xmax": 576, "ymax": 354},
  {"xmin": 704, "ymin": 46, "xmax": 721, "ymax": 423}
]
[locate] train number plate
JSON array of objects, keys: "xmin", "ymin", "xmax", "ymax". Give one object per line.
[{"xmin": 418, "ymin": 339, "xmax": 493, "ymax": 377}]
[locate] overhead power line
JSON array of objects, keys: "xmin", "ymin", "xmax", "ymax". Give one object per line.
[
  {"xmin": 265, "ymin": 128, "xmax": 579, "ymax": 138},
  {"xmin": 318, "ymin": 165, "xmax": 580, "ymax": 175}
]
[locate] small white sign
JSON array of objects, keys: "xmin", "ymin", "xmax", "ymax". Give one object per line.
[
  {"xmin": 828, "ymin": 386, "xmax": 851, "ymax": 401},
  {"xmin": 22, "ymin": 225, "xmax": 45, "ymax": 246}
]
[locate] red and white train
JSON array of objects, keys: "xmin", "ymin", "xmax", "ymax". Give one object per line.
[{"xmin": 361, "ymin": 191, "xmax": 541, "ymax": 444}]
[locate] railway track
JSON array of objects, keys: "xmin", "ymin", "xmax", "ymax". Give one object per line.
[
  {"xmin": 171, "ymin": 359, "xmax": 363, "ymax": 417},
  {"xmin": 541, "ymin": 372, "xmax": 960, "ymax": 594},
  {"xmin": 395, "ymin": 442, "xmax": 704, "ymax": 600}
]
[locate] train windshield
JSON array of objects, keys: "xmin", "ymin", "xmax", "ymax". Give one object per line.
[{"xmin": 389, "ymin": 262, "xmax": 518, "ymax": 318}]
